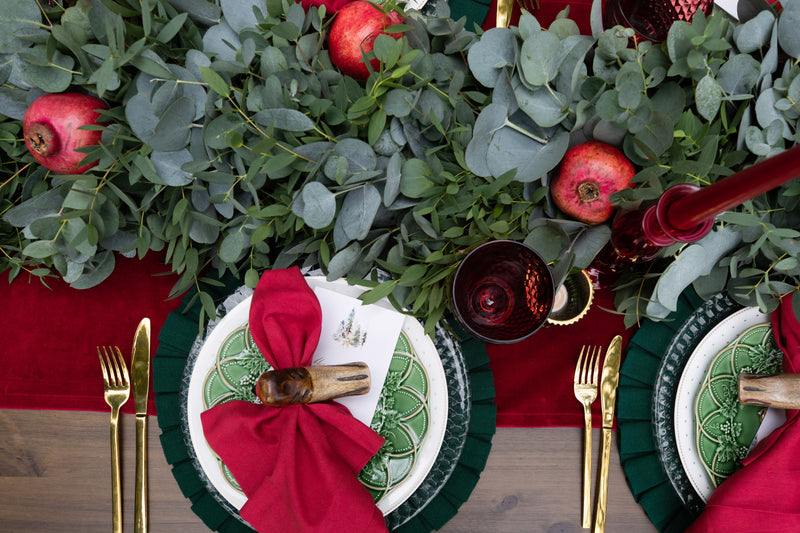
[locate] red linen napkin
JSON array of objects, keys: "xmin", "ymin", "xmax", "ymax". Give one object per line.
[
  {"xmin": 200, "ymin": 267, "xmax": 387, "ymax": 533},
  {"xmin": 685, "ymin": 296, "xmax": 800, "ymax": 532}
]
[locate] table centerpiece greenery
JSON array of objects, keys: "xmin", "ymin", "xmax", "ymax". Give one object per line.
[{"xmin": 1, "ymin": 0, "xmax": 800, "ymax": 333}]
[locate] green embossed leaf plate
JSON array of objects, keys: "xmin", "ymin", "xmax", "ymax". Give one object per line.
[
  {"xmin": 694, "ymin": 324, "xmax": 783, "ymax": 487},
  {"xmin": 673, "ymin": 306, "xmax": 777, "ymax": 502}
]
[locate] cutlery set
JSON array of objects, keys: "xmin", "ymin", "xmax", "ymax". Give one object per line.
[
  {"xmin": 573, "ymin": 335, "xmax": 623, "ymax": 532},
  {"xmin": 99, "ymin": 317, "xmax": 629, "ymax": 533},
  {"xmin": 98, "ymin": 318, "xmax": 151, "ymax": 533}
]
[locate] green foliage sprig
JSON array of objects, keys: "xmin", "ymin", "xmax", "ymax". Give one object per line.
[{"xmin": 2, "ymin": 0, "xmax": 800, "ymax": 332}]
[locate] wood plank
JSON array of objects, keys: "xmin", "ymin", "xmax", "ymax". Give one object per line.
[{"xmin": 0, "ymin": 409, "xmax": 654, "ymax": 532}]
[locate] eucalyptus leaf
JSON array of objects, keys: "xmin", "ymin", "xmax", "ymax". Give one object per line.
[
  {"xmin": 716, "ymin": 53, "xmax": 761, "ymax": 95},
  {"xmin": 755, "ymin": 88, "xmax": 792, "ymax": 139},
  {"xmin": 339, "ymin": 184, "xmax": 381, "ymax": 241},
  {"xmin": 166, "ymin": 0, "xmax": 221, "ymax": 25},
  {"xmin": 23, "ymin": 47, "xmax": 74, "ymax": 93},
  {"xmin": 384, "ymin": 152, "xmax": 402, "ymax": 206},
  {"xmin": 0, "ymin": 0, "xmax": 41, "ymax": 54},
  {"xmin": 778, "ymin": 0, "xmax": 800, "ymax": 58},
  {"xmin": 202, "ymin": 21, "xmax": 241, "ymax": 63},
  {"xmin": 301, "ymin": 181, "xmax": 336, "ymax": 229},
  {"xmin": 486, "ymin": 127, "xmax": 569, "ymax": 182},
  {"xmin": 125, "ymin": 93, "xmax": 159, "ymax": 142},
  {"xmin": 189, "ymin": 208, "xmax": 221, "ymax": 244},
  {"xmin": 519, "ymin": 30, "xmax": 562, "ymax": 86},
  {"xmin": 734, "ymin": 10, "xmax": 774, "ymax": 53},
  {"xmin": 384, "ymin": 88, "xmax": 416, "ymax": 118},
  {"xmin": 148, "ymin": 97, "xmax": 195, "ymax": 151},
  {"xmin": 695, "ymin": 74, "xmax": 722, "ymax": 121},
  {"xmin": 467, "ymin": 27, "xmax": 518, "ymax": 88},
  {"xmin": 571, "ymin": 224, "xmax": 611, "ymax": 269},
  {"xmin": 219, "ymin": 229, "xmax": 248, "ymax": 263},
  {"xmin": 3, "ymin": 187, "xmax": 65, "ymax": 227},
  {"xmin": 68, "ymin": 251, "xmax": 115, "ymax": 289},
  {"xmin": 465, "ymin": 102, "xmax": 507, "ymax": 177},
  {"xmin": 515, "ymin": 83, "xmax": 569, "ymax": 128},
  {"xmin": 647, "ymin": 228, "xmax": 743, "ymax": 317},
  {"xmin": 185, "ymin": 49, "xmax": 212, "ymax": 82},
  {"xmin": 327, "ymin": 242, "xmax": 362, "ymax": 280},
  {"xmin": 333, "ymin": 138, "xmax": 377, "ymax": 174},
  {"xmin": 400, "ymin": 158, "xmax": 434, "ymax": 198},
  {"xmin": 0, "ymin": 85, "xmax": 30, "ymax": 120},
  {"xmin": 221, "ymin": 0, "xmax": 264, "ymax": 33},
  {"xmin": 151, "ymin": 149, "xmax": 194, "ymax": 186},
  {"xmin": 253, "ymin": 108, "xmax": 316, "ymax": 131}
]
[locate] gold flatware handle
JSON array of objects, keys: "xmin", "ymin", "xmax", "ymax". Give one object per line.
[
  {"xmin": 110, "ymin": 410, "xmax": 123, "ymax": 533},
  {"xmin": 496, "ymin": 0, "xmax": 513, "ymax": 27},
  {"xmin": 135, "ymin": 415, "xmax": 148, "ymax": 533},
  {"xmin": 593, "ymin": 427, "xmax": 612, "ymax": 533},
  {"xmin": 581, "ymin": 412, "xmax": 592, "ymax": 528}
]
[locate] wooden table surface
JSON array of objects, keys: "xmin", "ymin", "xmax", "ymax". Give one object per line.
[{"xmin": 0, "ymin": 408, "xmax": 656, "ymax": 533}]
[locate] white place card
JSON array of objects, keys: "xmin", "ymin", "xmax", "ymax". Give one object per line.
[{"xmin": 311, "ymin": 286, "xmax": 405, "ymax": 427}]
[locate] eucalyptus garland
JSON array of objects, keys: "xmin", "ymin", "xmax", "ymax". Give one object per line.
[{"xmin": 1, "ymin": 0, "xmax": 800, "ymax": 332}]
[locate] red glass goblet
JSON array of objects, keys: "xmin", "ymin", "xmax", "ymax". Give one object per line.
[
  {"xmin": 603, "ymin": 0, "xmax": 713, "ymax": 42},
  {"xmin": 451, "ymin": 240, "xmax": 555, "ymax": 344}
]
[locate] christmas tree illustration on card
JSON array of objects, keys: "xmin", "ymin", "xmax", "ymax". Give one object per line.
[{"xmin": 333, "ymin": 308, "xmax": 368, "ymax": 347}]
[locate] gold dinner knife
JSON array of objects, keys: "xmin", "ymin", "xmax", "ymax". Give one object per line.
[
  {"xmin": 593, "ymin": 334, "xmax": 622, "ymax": 533},
  {"xmin": 131, "ymin": 318, "xmax": 151, "ymax": 533}
]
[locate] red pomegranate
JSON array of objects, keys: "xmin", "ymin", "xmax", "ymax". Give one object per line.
[
  {"xmin": 550, "ymin": 142, "xmax": 635, "ymax": 225},
  {"xmin": 328, "ymin": 1, "xmax": 405, "ymax": 80},
  {"xmin": 23, "ymin": 92, "xmax": 108, "ymax": 175}
]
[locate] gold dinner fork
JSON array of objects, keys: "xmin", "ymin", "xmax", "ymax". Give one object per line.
[
  {"xmin": 99, "ymin": 346, "xmax": 131, "ymax": 533},
  {"xmin": 573, "ymin": 345, "xmax": 601, "ymax": 529}
]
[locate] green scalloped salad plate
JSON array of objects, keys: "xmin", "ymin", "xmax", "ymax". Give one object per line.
[
  {"xmin": 182, "ymin": 277, "xmax": 466, "ymax": 530},
  {"xmin": 672, "ymin": 305, "xmax": 771, "ymax": 504},
  {"xmin": 694, "ymin": 324, "xmax": 783, "ymax": 488},
  {"xmin": 200, "ymin": 321, "xmax": 434, "ymax": 505}
]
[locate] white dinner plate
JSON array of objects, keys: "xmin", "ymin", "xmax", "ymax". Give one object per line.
[
  {"xmin": 674, "ymin": 306, "xmax": 785, "ymax": 501},
  {"xmin": 184, "ymin": 277, "xmax": 449, "ymax": 516}
]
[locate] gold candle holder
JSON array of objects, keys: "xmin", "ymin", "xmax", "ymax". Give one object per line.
[{"xmin": 546, "ymin": 270, "xmax": 594, "ymax": 326}]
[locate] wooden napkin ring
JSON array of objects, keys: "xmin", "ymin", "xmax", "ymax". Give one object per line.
[
  {"xmin": 255, "ymin": 362, "xmax": 371, "ymax": 406},
  {"xmin": 739, "ymin": 372, "xmax": 800, "ymax": 409}
]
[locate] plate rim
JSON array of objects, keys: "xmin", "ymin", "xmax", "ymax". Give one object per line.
[
  {"xmin": 651, "ymin": 292, "xmax": 742, "ymax": 516},
  {"xmin": 674, "ymin": 306, "xmax": 770, "ymax": 502}
]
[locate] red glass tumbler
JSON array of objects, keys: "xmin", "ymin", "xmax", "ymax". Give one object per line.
[
  {"xmin": 451, "ymin": 240, "xmax": 555, "ymax": 344},
  {"xmin": 603, "ymin": 0, "xmax": 713, "ymax": 42}
]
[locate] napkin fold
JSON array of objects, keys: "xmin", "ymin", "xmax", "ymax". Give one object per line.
[
  {"xmin": 685, "ymin": 295, "xmax": 800, "ymax": 532},
  {"xmin": 200, "ymin": 267, "xmax": 387, "ymax": 533}
]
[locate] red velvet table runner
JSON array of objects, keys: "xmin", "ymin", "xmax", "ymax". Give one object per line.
[{"xmin": 0, "ymin": 252, "xmax": 630, "ymax": 426}]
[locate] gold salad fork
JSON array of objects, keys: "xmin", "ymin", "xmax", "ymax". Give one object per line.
[
  {"xmin": 99, "ymin": 346, "xmax": 131, "ymax": 533},
  {"xmin": 574, "ymin": 345, "xmax": 601, "ymax": 529}
]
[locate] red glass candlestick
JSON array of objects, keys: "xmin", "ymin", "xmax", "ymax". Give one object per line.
[{"xmin": 608, "ymin": 144, "xmax": 800, "ymax": 263}]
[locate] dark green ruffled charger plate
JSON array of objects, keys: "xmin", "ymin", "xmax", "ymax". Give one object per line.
[
  {"xmin": 617, "ymin": 289, "xmax": 748, "ymax": 533},
  {"xmin": 153, "ymin": 274, "xmax": 496, "ymax": 533}
]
